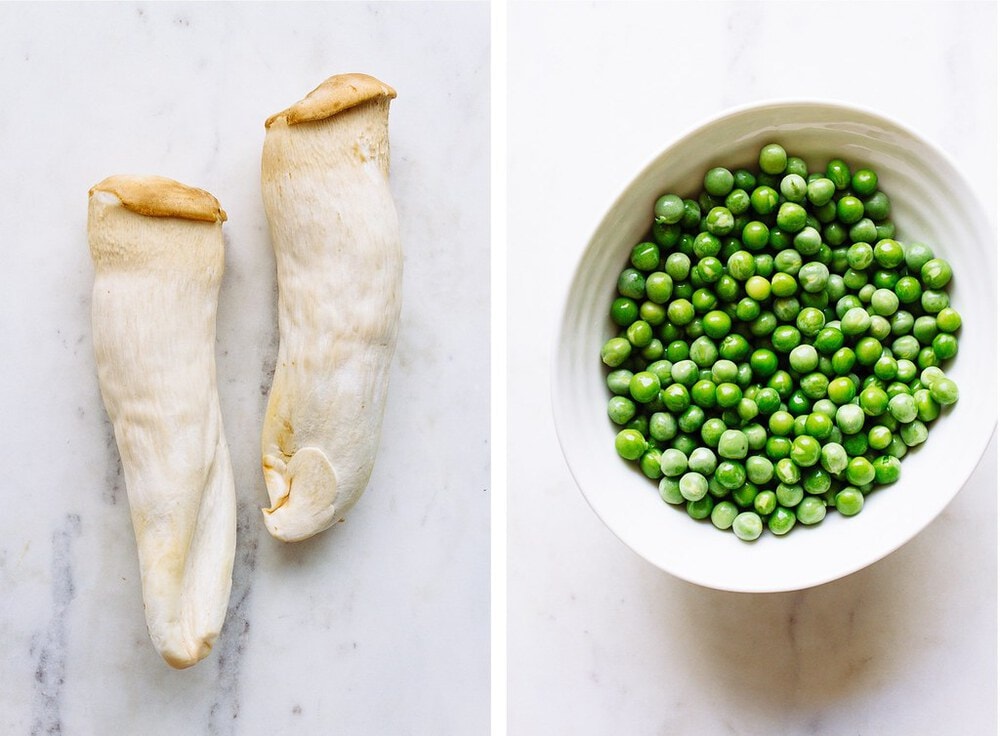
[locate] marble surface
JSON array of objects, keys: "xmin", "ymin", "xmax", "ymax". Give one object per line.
[
  {"xmin": 0, "ymin": 3, "xmax": 489, "ymax": 734},
  {"xmin": 508, "ymin": 2, "xmax": 997, "ymax": 735}
]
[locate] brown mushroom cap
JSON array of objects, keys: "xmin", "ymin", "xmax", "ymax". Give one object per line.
[
  {"xmin": 89, "ymin": 175, "xmax": 227, "ymax": 223},
  {"xmin": 265, "ymin": 73, "xmax": 397, "ymax": 129}
]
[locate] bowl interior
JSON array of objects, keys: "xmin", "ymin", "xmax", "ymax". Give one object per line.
[{"xmin": 553, "ymin": 101, "xmax": 996, "ymax": 593}]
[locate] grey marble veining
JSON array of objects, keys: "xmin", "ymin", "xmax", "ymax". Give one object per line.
[
  {"xmin": 30, "ymin": 514, "xmax": 81, "ymax": 736},
  {"xmin": 0, "ymin": 2, "xmax": 489, "ymax": 734}
]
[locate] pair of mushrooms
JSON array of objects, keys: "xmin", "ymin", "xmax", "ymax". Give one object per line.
[{"xmin": 87, "ymin": 74, "xmax": 402, "ymax": 669}]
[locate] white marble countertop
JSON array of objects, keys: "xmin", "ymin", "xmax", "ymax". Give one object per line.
[
  {"xmin": 508, "ymin": 2, "xmax": 996, "ymax": 735},
  {"xmin": 0, "ymin": 3, "xmax": 489, "ymax": 734}
]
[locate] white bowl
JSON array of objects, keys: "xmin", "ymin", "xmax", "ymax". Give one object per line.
[{"xmin": 552, "ymin": 101, "xmax": 996, "ymax": 593}]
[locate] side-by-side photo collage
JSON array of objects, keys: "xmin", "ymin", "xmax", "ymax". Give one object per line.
[{"xmin": 0, "ymin": 2, "xmax": 995, "ymax": 734}]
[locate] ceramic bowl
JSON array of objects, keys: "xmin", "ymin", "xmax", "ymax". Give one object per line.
[{"xmin": 552, "ymin": 101, "xmax": 996, "ymax": 593}]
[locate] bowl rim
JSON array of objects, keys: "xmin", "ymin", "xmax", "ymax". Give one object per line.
[{"xmin": 551, "ymin": 98, "xmax": 997, "ymax": 592}]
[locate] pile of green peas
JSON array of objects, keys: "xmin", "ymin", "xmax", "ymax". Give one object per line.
[{"xmin": 601, "ymin": 142, "xmax": 961, "ymax": 542}]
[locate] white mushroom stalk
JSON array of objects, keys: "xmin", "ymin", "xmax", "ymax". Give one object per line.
[
  {"xmin": 88, "ymin": 175, "xmax": 236, "ymax": 668},
  {"xmin": 259, "ymin": 73, "xmax": 402, "ymax": 542}
]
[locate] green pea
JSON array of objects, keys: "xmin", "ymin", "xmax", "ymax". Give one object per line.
[
  {"xmin": 631, "ymin": 241, "xmax": 660, "ymax": 271},
  {"xmin": 796, "ymin": 496, "xmax": 827, "ymax": 525},
  {"xmin": 836, "ymin": 195, "xmax": 865, "ymax": 224},
  {"xmin": 618, "ymin": 267, "xmax": 646, "ymax": 299},
  {"xmin": 917, "ymin": 347, "xmax": 940, "ymax": 369},
  {"xmin": 823, "ymin": 221, "xmax": 848, "ymax": 246},
  {"xmin": 678, "ymin": 405, "xmax": 707, "ymax": 433},
  {"xmin": 753, "ymin": 490, "xmax": 778, "ymax": 516},
  {"xmin": 784, "ymin": 390, "xmax": 809, "ymax": 417},
  {"xmin": 849, "ymin": 217, "xmax": 877, "ymax": 244},
  {"xmin": 644, "ymin": 272, "xmax": 674, "ymax": 304},
  {"xmin": 704, "ymin": 167, "xmax": 735, "ymax": 197},
  {"xmin": 803, "ymin": 467, "xmax": 831, "ymax": 496},
  {"xmin": 867, "ymin": 424, "xmax": 892, "ymax": 451},
  {"xmin": 894, "ymin": 276, "xmax": 921, "ymax": 304},
  {"xmin": 731, "ymin": 511, "xmax": 762, "ymax": 541},
  {"xmin": 759, "ymin": 143, "xmax": 787, "ymax": 175},
  {"xmin": 851, "ymin": 168, "xmax": 878, "ymax": 196},
  {"xmin": 873, "ymin": 455, "xmax": 902, "ymax": 485},
  {"xmin": 790, "ymin": 435, "xmax": 821, "ymax": 467},
  {"xmin": 936, "ymin": 307, "xmax": 962, "ymax": 333},
  {"xmin": 718, "ymin": 429, "xmax": 749, "ymax": 459},
  {"xmin": 920, "ymin": 366, "xmax": 946, "ymax": 387},
  {"xmin": 715, "ymin": 460, "xmax": 747, "ymax": 490},
  {"xmin": 685, "ymin": 447, "xmax": 716, "ymax": 476},
  {"xmin": 920, "ymin": 258, "xmax": 953, "ymax": 289},
  {"xmin": 868, "ymin": 315, "xmax": 891, "ymax": 340},
  {"xmin": 654, "ymin": 194, "xmax": 685, "ymax": 224},
  {"xmin": 601, "ymin": 337, "xmax": 632, "ymax": 367},
  {"xmin": 798, "ymin": 262, "xmax": 829, "ymax": 293},
  {"xmin": 873, "ymin": 355, "xmax": 898, "ymax": 381},
  {"xmin": 626, "ymin": 320, "xmax": 653, "ymax": 348},
  {"xmin": 929, "ymin": 376, "xmax": 958, "ymax": 406},
  {"xmin": 820, "ymin": 442, "xmax": 849, "ymax": 475},
  {"xmin": 718, "ymin": 333, "xmax": 751, "ymax": 362},
  {"xmin": 840, "ymin": 307, "xmax": 871, "ymax": 336},
  {"xmin": 627, "ymin": 415, "xmax": 649, "ymax": 438},
  {"xmin": 771, "ymin": 325, "xmax": 802, "ymax": 353},
  {"xmin": 835, "ymin": 487, "xmax": 865, "ymax": 516},
  {"xmin": 667, "ymin": 298, "xmax": 695, "ymax": 326},
  {"xmin": 649, "ymin": 412, "xmax": 678, "ymax": 442},
  {"xmin": 640, "ymin": 449, "xmax": 663, "ymax": 479},
  {"xmin": 608, "ymin": 396, "xmax": 637, "ymax": 425},
  {"xmin": 768, "ymin": 507, "xmax": 797, "ymax": 535},
  {"xmin": 859, "ymin": 384, "xmax": 889, "ymax": 416},
  {"xmin": 679, "ymin": 471, "xmax": 709, "ymax": 502},
  {"xmin": 629, "ymin": 365, "xmax": 663, "ymax": 401},
  {"xmin": 792, "ymin": 227, "xmax": 822, "ymax": 257},
  {"xmin": 610, "ymin": 298, "xmax": 638, "ymax": 327},
  {"xmin": 871, "ymin": 268, "xmax": 899, "ymax": 289},
  {"xmin": 659, "ymin": 477, "xmax": 684, "ymax": 504},
  {"xmin": 854, "ymin": 337, "xmax": 883, "ymax": 367},
  {"xmin": 835, "ymin": 403, "xmax": 865, "ymax": 434},
  {"xmin": 687, "ymin": 496, "xmax": 714, "ymax": 520},
  {"xmin": 869, "ymin": 288, "xmax": 899, "ymax": 317},
  {"xmin": 773, "ymin": 482, "xmax": 801, "ymax": 508},
  {"xmin": 776, "ymin": 202, "xmax": 808, "ymax": 232},
  {"xmin": 886, "ymin": 393, "xmax": 917, "ymax": 423},
  {"xmin": 681, "ymin": 199, "xmax": 702, "ymax": 229},
  {"xmin": 799, "ymin": 373, "xmax": 829, "ymax": 401},
  {"xmin": 921, "ymin": 289, "xmax": 950, "ymax": 314},
  {"xmin": 671, "ymin": 433, "xmax": 698, "ymax": 455},
  {"xmin": 614, "ymin": 429, "xmax": 647, "ymax": 460},
  {"xmin": 660, "ymin": 447, "xmax": 688, "ymax": 478},
  {"xmin": 886, "ymin": 435, "xmax": 908, "ymax": 460},
  {"xmin": 826, "ymin": 159, "xmax": 851, "ymax": 190},
  {"xmin": 873, "ymin": 238, "xmax": 905, "ymax": 268},
  {"xmin": 607, "ymin": 369, "xmax": 634, "ymax": 396},
  {"xmin": 806, "ymin": 177, "xmax": 835, "ymax": 206},
  {"xmin": 864, "ymin": 191, "xmax": 891, "ymax": 221},
  {"xmin": 711, "ymin": 500, "xmax": 739, "ymax": 530},
  {"xmin": 895, "ymin": 359, "xmax": 917, "ymax": 383},
  {"xmin": 733, "ymin": 168, "xmax": 757, "ymax": 192},
  {"xmin": 748, "ymin": 186, "xmax": 778, "ymax": 217},
  {"xmin": 804, "ymin": 412, "xmax": 833, "ymax": 440},
  {"xmin": 814, "ymin": 326, "xmax": 845, "ymax": 354},
  {"xmin": 664, "ymin": 252, "xmax": 691, "ymax": 281},
  {"xmin": 892, "ymin": 335, "xmax": 920, "ymax": 361},
  {"xmin": 845, "ymin": 456, "xmax": 875, "ymax": 486},
  {"xmin": 900, "ymin": 419, "xmax": 929, "ymax": 447},
  {"xmin": 741, "ymin": 220, "xmax": 770, "ymax": 251}
]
